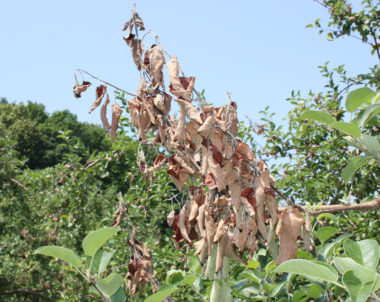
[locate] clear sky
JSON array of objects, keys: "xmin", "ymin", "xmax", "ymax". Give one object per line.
[{"xmin": 0, "ymin": 0, "xmax": 377, "ymax": 126}]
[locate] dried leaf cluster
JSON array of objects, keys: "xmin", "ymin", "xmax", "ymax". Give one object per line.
[{"xmin": 74, "ymin": 10, "xmax": 311, "ymax": 282}]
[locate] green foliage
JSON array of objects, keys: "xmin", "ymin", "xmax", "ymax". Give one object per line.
[
  {"xmin": 274, "ymin": 238, "xmax": 380, "ymax": 302},
  {"xmin": 0, "ymin": 100, "xmax": 110, "ymax": 169}
]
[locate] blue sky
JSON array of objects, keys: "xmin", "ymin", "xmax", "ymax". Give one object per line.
[{"xmin": 0, "ymin": 0, "xmax": 377, "ymax": 126}]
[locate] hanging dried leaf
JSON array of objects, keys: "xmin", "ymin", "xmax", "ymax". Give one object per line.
[
  {"xmin": 138, "ymin": 109, "xmax": 151, "ymax": 141},
  {"xmin": 214, "ymin": 196, "xmax": 229, "ymax": 207},
  {"xmin": 148, "ymin": 45, "xmax": 165, "ymax": 89},
  {"xmin": 89, "ymin": 85, "xmax": 107, "ymax": 114},
  {"xmin": 264, "ymin": 189, "xmax": 278, "ymax": 224},
  {"xmin": 110, "ymin": 103, "xmax": 123, "ymax": 142},
  {"xmin": 175, "ymin": 98, "xmax": 202, "ymax": 124},
  {"xmin": 179, "ymin": 202, "xmax": 192, "ymax": 243},
  {"xmin": 276, "ymin": 207, "xmax": 304, "ymax": 265},
  {"xmin": 240, "ymin": 197, "xmax": 255, "ymax": 217},
  {"xmin": 194, "ymin": 238, "xmax": 207, "ymax": 255},
  {"xmin": 197, "ymin": 204, "xmax": 206, "ymax": 239},
  {"xmin": 134, "ymin": 12, "xmax": 145, "ymax": 30},
  {"xmin": 167, "ymin": 210, "xmax": 175, "ymax": 227},
  {"xmin": 213, "ymin": 219, "xmax": 225, "ymax": 242},
  {"xmin": 236, "ymin": 139, "xmax": 255, "ymax": 161},
  {"xmin": 100, "ymin": 94, "xmax": 111, "ymax": 132},
  {"xmin": 189, "ymin": 200, "xmax": 199, "ymax": 222},
  {"xmin": 205, "ymin": 210, "xmax": 217, "ymax": 256},
  {"xmin": 215, "ymin": 228, "xmax": 227, "ymax": 273},
  {"xmin": 233, "ymin": 222, "xmax": 248, "ymax": 252},
  {"xmin": 198, "ymin": 115, "xmax": 214, "ymax": 137},
  {"xmin": 153, "ymin": 93, "xmax": 171, "ymax": 115},
  {"xmin": 225, "ymin": 231, "xmax": 246, "ymax": 264},
  {"xmin": 73, "ymin": 81, "xmax": 91, "ymax": 98},
  {"xmin": 174, "ymin": 104, "xmax": 186, "ymax": 142},
  {"xmin": 145, "ymin": 154, "xmax": 166, "ymax": 174},
  {"xmin": 167, "ymin": 55, "xmax": 192, "ymax": 101},
  {"xmin": 124, "ymin": 33, "xmax": 143, "ymax": 70}
]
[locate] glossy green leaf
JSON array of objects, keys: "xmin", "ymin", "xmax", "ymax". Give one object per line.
[
  {"xmin": 274, "ymin": 259, "xmax": 339, "ymax": 283},
  {"xmin": 346, "ymin": 87, "xmax": 376, "ymax": 112},
  {"xmin": 357, "ymin": 104, "xmax": 380, "ymax": 126},
  {"xmin": 300, "ymin": 111, "xmax": 335, "ymax": 124},
  {"xmin": 316, "ymin": 227, "xmax": 339, "ymax": 244},
  {"xmin": 82, "ymin": 227, "xmax": 120, "ymax": 257},
  {"xmin": 35, "ymin": 246, "xmax": 82, "ymax": 270},
  {"xmin": 238, "ymin": 270, "xmax": 261, "ymax": 283},
  {"xmin": 341, "ymin": 156, "xmax": 369, "ymax": 183},
  {"xmin": 144, "ymin": 284, "xmax": 178, "ymax": 302},
  {"xmin": 330, "ymin": 121, "xmax": 361, "ymax": 138},
  {"xmin": 109, "ymin": 287, "xmax": 127, "ymax": 302},
  {"xmin": 94, "ymin": 273, "xmax": 123, "ymax": 297}
]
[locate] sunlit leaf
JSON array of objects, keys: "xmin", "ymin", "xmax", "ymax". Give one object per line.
[
  {"xmin": 346, "ymin": 87, "xmax": 376, "ymax": 112},
  {"xmin": 35, "ymin": 246, "xmax": 82, "ymax": 270},
  {"xmin": 83, "ymin": 227, "xmax": 120, "ymax": 257}
]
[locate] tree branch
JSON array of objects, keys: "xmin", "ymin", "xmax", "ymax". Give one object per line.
[{"xmin": 279, "ymin": 198, "xmax": 380, "ymax": 216}]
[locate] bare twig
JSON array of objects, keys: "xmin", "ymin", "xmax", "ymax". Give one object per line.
[
  {"xmin": 76, "ymin": 69, "xmax": 138, "ymax": 98},
  {"xmin": 278, "ymin": 198, "xmax": 380, "ymax": 216},
  {"xmin": 10, "ymin": 178, "xmax": 29, "ymax": 191}
]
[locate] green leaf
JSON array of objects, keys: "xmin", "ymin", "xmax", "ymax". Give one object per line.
[
  {"xmin": 341, "ymin": 156, "xmax": 369, "ymax": 183},
  {"xmin": 238, "ymin": 270, "xmax": 261, "ymax": 283},
  {"xmin": 317, "ymin": 213, "xmax": 337, "ymax": 223},
  {"xmin": 165, "ymin": 269, "xmax": 184, "ymax": 284},
  {"xmin": 344, "ymin": 239, "xmax": 364, "ymax": 265},
  {"xmin": 300, "ymin": 111, "xmax": 335, "ymax": 124},
  {"xmin": 188, "ymin": 256, "xmax": 201, "ymax": 274},
  {"xmin": 94, "ymin": 273, "xmax": 123, "ymax": 297},
  {"xmin": 346, "ymin": 87, "xmax": 376, "ymax": 112},
  {"xmin": 144, "ymin": 284, "xmax": 178, "ymax": 302},
  {"xmin": 360, "ymin": 134, "xmax": 380, "ymax": 160},
  {"xmin": 318, "ymin": 233, "xmax": 351, "ymax": 260},
  {"xmin": 357, "ymin": 104, "xmax": 380, "ymax": 126},
  {"xmin": 330, "ymin": 121, "xmax": 361, "ymax": 138},
  {"xmin": 343, "ymin": 271, "xmax": 366, "ymax": 302},
  {"xmin": 357, "ymin": 240, "xmax": 380, "ymax": 270},
  {"xmin": 83, "ymin": 227, "xmax": 120, "ymax": 257},
  {"xmin": 333, "ymin": 257, "xmax": 378, "ymax": 288},
  {"xmin": 35, "ymin": 246, "xmax": 82, "ymax": 270},
  {"xmin": 245, "ymin": 258, "xmax": 260, "ymax": 269},
  {"xmin": 274, "ymin": 259, "xmax": 339, "ymax": 283},
  {"xmin": 98, "ymin": 251, "xmax": 115, "ymax": 274},
  {"xmin": 109, "ymin": 287, "xmax": 127, "ymax": 302},
  {"xmin": 180, "ymin": 274, "xmax": 196, "ymax": 286},
  {"xmin": 316, "ymin": 227, "xmax": 339, "ymax": 244},
  {"xmin": 326, "ymin": 32, "xmax": 334, "ymax": 41}
]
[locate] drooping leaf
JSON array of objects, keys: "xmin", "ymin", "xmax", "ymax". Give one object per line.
[
  {"xmin": 330, "ymin": 121, "xmax": 361, "ymax": 138},
  {"xmin": 82, "ymin": 227, "xmax": 120, "ymax": 257},
  {"xmin": 300, "ymin": 111, "xmax": 335, "ymax": 124},
  {"xmin": 274, "ymin": 259, "xmax": 339, "ymax": 283},
  {"xmin": 35, "ymin": 246, "xmax": 82, "ymax": 270},
  {"xmin": 345, "ymin": 87, "xmax": 376, "ymax": 112},
  {"xmin": 341, "ymin": 156, "xmax": 369, "ymax": 183},
  {"xmin": 144, "ymin": 284, "xmax": 178, "ymax": 302},
  {"xmin": 94, "ymin": 273, "xmax": 123, "ymax": 297},
  {"xmin": 316, "ymin": 227, "xmax": 339, "ymax": 244}
]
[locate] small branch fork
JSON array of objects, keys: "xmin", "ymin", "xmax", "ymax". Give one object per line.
[{"xmin": 278, "ymin": 197, "xmax": 380, "ymax": 216}]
